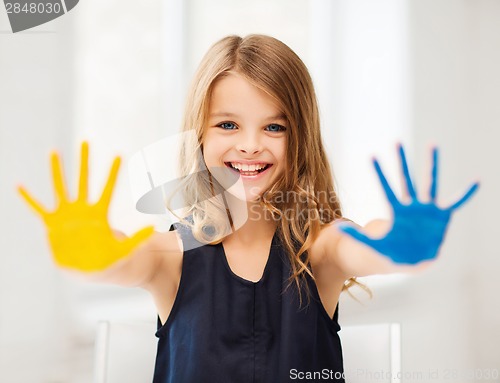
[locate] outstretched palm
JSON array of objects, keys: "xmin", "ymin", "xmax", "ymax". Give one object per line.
[
  {"xmin": 338, "ymin": 144, "xmax": 479, "ymax": 264},
  {"xmin": 18, "ymin": 142, "xmax": 154, "ymax": 272}
]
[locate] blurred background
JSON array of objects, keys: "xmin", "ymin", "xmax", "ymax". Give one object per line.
[{"xmin": 0, "ymin": 0, "xmax": 498, "ymax": 381}]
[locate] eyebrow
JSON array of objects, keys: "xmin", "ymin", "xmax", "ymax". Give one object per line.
[{"xmin": 209, "ymin": 112, "xmax": 287, "ymax": 121}]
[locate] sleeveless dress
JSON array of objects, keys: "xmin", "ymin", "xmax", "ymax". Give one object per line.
[{"xmin": 153, "ymin": 221, "xmax": 345, "ymax": 383}]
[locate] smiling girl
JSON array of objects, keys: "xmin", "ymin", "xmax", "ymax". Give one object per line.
[{"xmin": 18, "ymin": 34, "xmax": 479, "ymax": 383}]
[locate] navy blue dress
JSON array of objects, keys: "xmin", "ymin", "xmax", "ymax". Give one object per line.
[{"xmin": 153, "ymin": 221, "xmax": 344, "ymax": 382}]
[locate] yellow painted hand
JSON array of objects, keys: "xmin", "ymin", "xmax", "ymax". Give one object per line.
[{"xmin": 18, "ymin": 142, "xmax": 154, "ymax": 272}]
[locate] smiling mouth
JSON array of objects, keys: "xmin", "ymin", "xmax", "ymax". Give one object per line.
[{"xmin": 224, "ymin": 162, "xmax": 272, "ymax": 176}]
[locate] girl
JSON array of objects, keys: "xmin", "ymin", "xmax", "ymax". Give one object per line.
[{"xmin": 18, "ymin": 35, "xmax": 479, "ymax": 382}]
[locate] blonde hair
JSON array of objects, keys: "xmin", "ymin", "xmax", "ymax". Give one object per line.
[{"xmin": 169, "ymin": 34, "xmax": 362, "ymax": 304}]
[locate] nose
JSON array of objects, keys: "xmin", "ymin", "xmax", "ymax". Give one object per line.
[{"xmin": 235, "ymin": 130, "xmax": 263, "ymax": 155}]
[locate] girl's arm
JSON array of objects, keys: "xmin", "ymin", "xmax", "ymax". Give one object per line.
[
  {"xmin": 88, "ymin": 229, "xmax": 182, "ymax": 289},
  {"xmin": 316, "ymin": 144, "xmax": 479, "ymax": 279},
  {"xmin": 316, "ymin": 218, "xmax": 430, "ymax": 279},
  {"xmin": 18, "ymin": 142, "xmax": 180, "ymax": 288}
]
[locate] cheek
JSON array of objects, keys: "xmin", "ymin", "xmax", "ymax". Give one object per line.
[
  {"xmin": 202, "ymin": 142, "xmax": 226, "ymax": 169},
  {"xmin": 276, "ymin": 143, "xmax": 287, "ymax": 168},
  {"xmin": 201, "ymin": 136, "xmax": 215, "ymax": 162},
  {"xmin": 203, "ymin": 134, "xmax": 234, "ymax": 161},
  {"xmin": 203, "ymin": 145, "xmax": 221, "ymax": 164}
]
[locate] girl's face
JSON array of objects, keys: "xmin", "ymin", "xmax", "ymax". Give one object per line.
[{"xmin": 203, "ymin": 72, "xmax": 287, "ymax": 202}]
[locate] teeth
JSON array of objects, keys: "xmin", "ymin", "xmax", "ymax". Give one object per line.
[{"xmin": 230, "ymin": 163, "xmax": 267, "ymax": 172}]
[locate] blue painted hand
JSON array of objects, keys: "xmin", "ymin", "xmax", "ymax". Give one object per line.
[{"xmin": 338, "ymin": 144, "xmax": 479, "ymax": 264}]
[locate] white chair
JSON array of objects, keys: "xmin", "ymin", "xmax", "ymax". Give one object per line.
[
  {"xmin": 94, "ymin": 321, "xmax": 401, "ymax": 383},
  {"xmin": 93, "ymin": 320, "xmax": 157, "ymax": 383},
  {"xmin": 340, "ymin": 323, "xmax": 401, "ymax": 383}
]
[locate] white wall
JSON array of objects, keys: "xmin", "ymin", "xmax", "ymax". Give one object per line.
[
  {"xmin": 408, "ymin": 0, "xmax": 500, "ymax": 373},
  {"xmin": 339, "ymin": 1, "xmax": 500, "ymax": 381},
  {"xmin": 0, "ymin": 9, "xmax": 78, "ymax": 382},
  {"xmin": 0, "ymin": 1, "xmax": 163, "ymax": 381}
]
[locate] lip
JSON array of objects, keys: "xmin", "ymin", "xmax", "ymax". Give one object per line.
[
  {"xmin": 224, "ymin": 161, "xmax": 273, "ymax": 179},
  {"xmin": 225, "ymin": 160, "xmax": 272, "ymax": 165}
]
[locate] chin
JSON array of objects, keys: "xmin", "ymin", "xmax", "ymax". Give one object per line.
[{"xmin": 224, "ymin": 186, "xmax": 263, "ymax": 202}]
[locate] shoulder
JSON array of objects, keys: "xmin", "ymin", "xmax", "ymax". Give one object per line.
[
  {"xmin": 142, "ymin": 229, "xmax": 184, "ymax": 293},
  {"xmin": 308, "ymin": 218, "xmax": 356, "ymax": 290},
  {"xmin": 308, "ymin": 218, "xmax": 351, "ymax": 267},
  {"xmin": 307, "ymin": 219, "xmax": 352, "ymax": 316},
  {"xmin": 148, "ymin": 229, "xmax": 184, "ymax": 255}
]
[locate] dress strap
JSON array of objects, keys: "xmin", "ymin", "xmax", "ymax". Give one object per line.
[{"xmin": 168, "ymin": 220, "xmax": 204, "ymax": 252}]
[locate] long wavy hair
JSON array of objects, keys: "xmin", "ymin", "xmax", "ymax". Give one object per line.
[{"xmin": 168, "ymin": 34, "xmax": 362, "ymax": 305}]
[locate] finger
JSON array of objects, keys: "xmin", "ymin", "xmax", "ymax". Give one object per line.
[
  {"xmin": 124, "ymin": 226, "xmax": 155, "ymax": 252},
  {"xmin": 78, "ymin": 141, "xmax": 89, "ymax": 201},
  {"xmin": 373, "ymin": 157, "xmax": 400, "ymax": 207},
  {"xmin": 18, "ymin": 185, "xmax": 48, "ymax": 217},
  {"xmin": 429, "ymin": 147, "xmax": 439, "ymax": 202},
  {"xmin": 337, "ymin": 223, "xmax": 376, "ymax": 248},
  {"xmin": 398, "ymin": 143, "xmax": 417, "ymax": 200},
  {"xmin": 98, "ymin": 157, "xmax": 121, "ymax": 208},
  {"xmin": 51, "ymin": 151, "xmax": 68, "ymax": 203},
  {"xmin": 447, "ymin": 181, "xmax": 480, "ymax": 211}
]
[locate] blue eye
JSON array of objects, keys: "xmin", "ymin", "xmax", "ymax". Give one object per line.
[
  {"xmin": 266, "ymin": 124, "xmax": 286, "ymax": 132},
  {"xmin": 218, "ymin": 122, "xmax": 236, "ymax": 130}
]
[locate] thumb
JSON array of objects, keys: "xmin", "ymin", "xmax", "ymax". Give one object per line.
[
  {"xmin": 123, "ymin": 225, "xmax": 155, "ymax": 253},
  {"xmin": 337, "ymin": 223, "xmax": 375, "ymax": 248}
]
